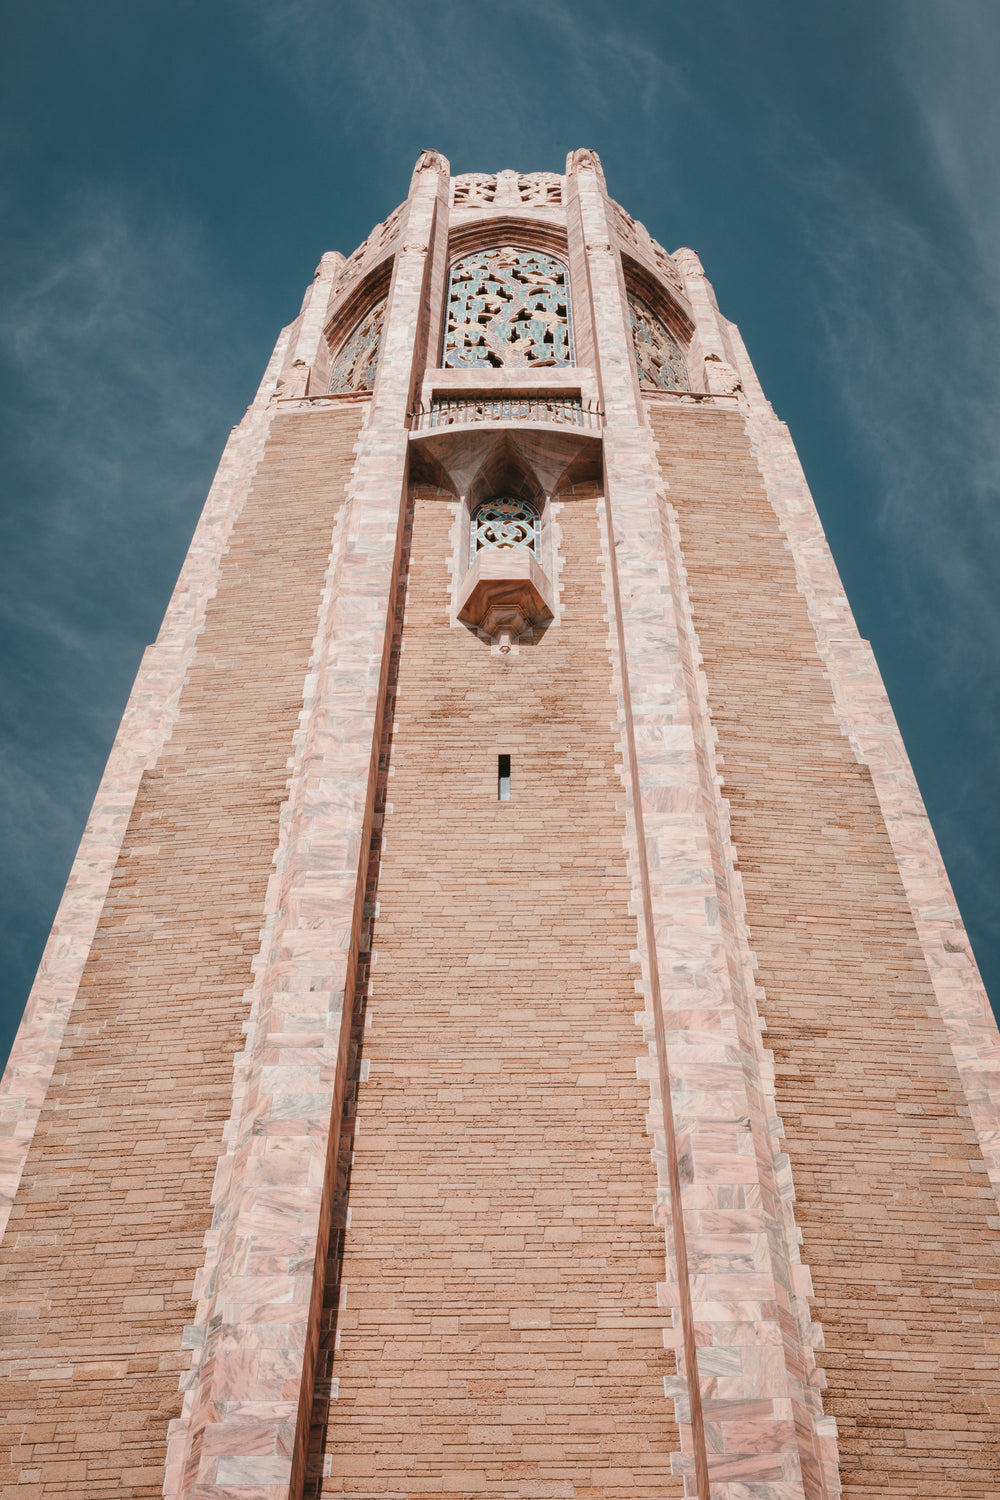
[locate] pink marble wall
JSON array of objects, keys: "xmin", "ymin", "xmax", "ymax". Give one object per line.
[
  {"xmin": 162, "ymin": 151, "xmax": 452, "ymax": 1500},
  {"xmin": 569, "ymin": 150, "xmax": 838, "ymax": 1499}
]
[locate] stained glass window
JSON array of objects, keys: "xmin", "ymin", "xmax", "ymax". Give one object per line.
[
  {"xmin": 328, "ymin": 296, "xmax": 387, "ymax": 393},
  {"xmin": 444, "ymin": 248, "xmax": 573, "ymax": 370},
  {"xmin": 628, "ymin": 291, "xmax": 690, "ymax": 392},
  {"xmin": 470, "ymin": 499, "xmax": 541, "ymax": 564}
]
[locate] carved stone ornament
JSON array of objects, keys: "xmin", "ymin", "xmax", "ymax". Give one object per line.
[
  {"xmin": 650, "ymin": 240, "xmax": 685, "ymax": 294},
  {"xmin": 703, "ymin": 354, "xmax": 742, "ymax": 395},
  {"xmin": 519, "ymin": 172, "xmax": 562, "ymax": 206},
  {"xmin": 415, "ymin": 148, "xmax": 447, "ymax": 174},
  {"xmin": 453, "ymin": 172, "xmax": 562, "ymax": 209},
  {"xmin": 570, "ymin": 148, "xmax": 600, "ymax": 173},
  {"xmin": 376, "ymin": 207, "xmax": 403, "ymax": 248},
  {"xmin": 493, "ymin": 170, "xmax": 522, "ymax": 208},
  {"xmin": 672, "ymin": 245, "xmax": 705, "ymax": 280},
  {"xmin": 275, "ymin": 359, "xmax": 310, "ymax": 400},
  {"xmin": 444, "ymin": 247, "xmax": 573, "ymax": 370}
]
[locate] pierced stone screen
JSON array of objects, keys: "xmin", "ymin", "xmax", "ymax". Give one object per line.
[
  {"xmin": 628, "ymin": 291, "xmax": 690, "ymax": 392},
  {"xmin": 328, "ymin": 296, "xmax": 387, "ymax": 393},
  {"xmin": 444, "ymin": 248, "xmax": 573, "ymax": 369},
  {"xmin": 470, "ymin": 499, "xmax": 541, "ymax": 563}
]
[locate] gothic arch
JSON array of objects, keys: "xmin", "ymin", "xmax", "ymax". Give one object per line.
[
  {"xmin": 621, "ymin": 255, "xmax": 693, "ymax": 394},
  {"xmin": 323, "ymin": 260, "xmax": 393, "ymax": 394}
]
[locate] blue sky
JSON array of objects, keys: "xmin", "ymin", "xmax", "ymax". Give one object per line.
[{"xmin": 1, "ymin": 0, "xmax": 999, "ymax": 1061}]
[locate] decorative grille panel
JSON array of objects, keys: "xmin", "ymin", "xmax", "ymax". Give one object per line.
[
  {"xmin": 444, "ymin": 248, "xmax": 573, "ymax": 370},
  {"xmin": 471, "ymin": 500, "xmax": 541, "ymax": 563},
  {"xmin": 328, "ymin": 297, "xmax": 387, "ymax": 393},
  {"xmin": 628, "ymin": 291, "xmax": 690, "ymax": 392}
]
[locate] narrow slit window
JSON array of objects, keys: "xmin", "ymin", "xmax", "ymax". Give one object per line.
[{"xmin": 498, "ymin": 754, "xmax": 511, "ymax": 802}]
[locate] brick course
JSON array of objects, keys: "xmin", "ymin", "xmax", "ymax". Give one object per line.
[
  {"xmin": 318, "ymin": 485, "xmax": 681, "ymax": 1498},
  {"xmin": 650, "ymin": 399, "xmax": 1000, "ymax": 1498},
  {"xmin": 0, "ymin": 406, "xmax": 363, "ymax": 1497}
]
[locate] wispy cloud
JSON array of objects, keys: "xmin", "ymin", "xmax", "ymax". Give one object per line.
[
  {"xmin": 743, "ymin": 51, "xmax": 1000, "ymax": 683},
  {"xmin": 234, "ymin": 0, "xmax": 695, "ymax": 163}
]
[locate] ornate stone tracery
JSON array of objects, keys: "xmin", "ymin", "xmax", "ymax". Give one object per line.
[
  {"xmin": 452, "ymin": 173, "xmax": 562, "ymax": 208},
  {"xmin": 518, "ymin": 172, "xmax": 562, "ymax": 205},
  {"xmin": 470, "ymin": 498, "xmax": 541, "ymax": 563},
  {"xmin": 444, "ymin": 247, "xmax": 573, "ymax": 369},
  {"xmin": 328, "ymin": 296, "xmax": 387, "ymax": 393},
  {"xmin": 453, "ymin": 174, "xmax": 496, "ymax": 207},
  {"xmin": 627, "ymin": 290, "xmax": 690, "ymax": 392}
]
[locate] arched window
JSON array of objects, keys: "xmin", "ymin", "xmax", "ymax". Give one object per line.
[
  {"xmin": 628, "ymin": 291, "xmax": 689, "ymax": 392},
  {"xmin": 328, "ymin": 295, "xmax": 387, "ymax": 393},
  {"xmin": 470, "ymin": 499, "xmax": 541, "ymax": 564},
  {"xmin": 444, "ymin": 247, "xmax": 573, "ymax": 369}
]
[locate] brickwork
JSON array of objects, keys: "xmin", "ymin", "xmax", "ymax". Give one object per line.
[
  {"xmin": 318, "ymin": 486, "xmax": 681, "ymax": 1498},
  {"xmin": 161, "ymin": 154, "xmax": 449, "ymax": 1500},
  {"xmin": 650, "ymin": 398, "xmax": 1000, "ymax": 1497},
  {"xmin": 572, "ymin": 152, "xmax": 833, "ymax": 1497},
  {"xmin": 0, "ymin": 406, "xmax": 363, "ymax": 1497},
  {"xmin": 0, "ymin": 318, "xmax": 294, "ymax": 1240},
  {"xmin": 4, "ymin": 151, "xmax": 1000, "ymax": 1500}
]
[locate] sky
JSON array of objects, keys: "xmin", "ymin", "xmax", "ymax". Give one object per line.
[{"xmin": 1, "ymin": 0, "xmax": 999, "ymax": 1063}]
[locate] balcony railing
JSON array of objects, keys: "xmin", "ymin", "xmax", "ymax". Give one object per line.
[{"xmin": 410, "ymin": 395, "xmax": 603, "ymax": 431}]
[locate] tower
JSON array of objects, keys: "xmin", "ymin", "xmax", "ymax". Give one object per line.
[{"xmin": 1, "ymin": 146, "xmax": 999, "ymax": 1498}]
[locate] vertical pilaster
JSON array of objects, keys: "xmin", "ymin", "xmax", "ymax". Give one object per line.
[
  {"xmin": 162, "ymin": 150, "xmax": 450, "ymax": 1500},
  {"xmin": 568, "ymin": 149, "xmax": 836, "ymax": 1499},
  {"xmin": 283, "ymin": 251, "xmax": 346, "ymax": 396}
]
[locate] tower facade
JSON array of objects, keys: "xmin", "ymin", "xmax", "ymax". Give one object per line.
[{"xmin": 1, "ymin": 150, "xmax": 999, "ymax": 1500}]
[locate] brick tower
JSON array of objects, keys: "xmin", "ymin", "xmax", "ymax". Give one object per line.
[{"xmin": 2, "ymin": 150, "xmax": 999, "ymax": 1500}]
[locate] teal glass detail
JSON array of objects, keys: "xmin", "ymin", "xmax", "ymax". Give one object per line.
[
  {"xmin": 628, "ymin": 291, "xmax": 690, "ymax": 392},
  {"xmin": 328, "ymin": 296, "xmax": 387, "ymax": 393},
  {"xmin": 471, "ymin": 499, "xmax": 541, "ymax": 563},
  {"xmin": 444, "ymin": 248, "xmax": 573, "ymax": 369}
]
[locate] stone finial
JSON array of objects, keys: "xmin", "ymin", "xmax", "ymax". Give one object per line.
[
  {"xmin": 413, "ymin": 148, "xmax": 449, "ymax": 177},
  {"xmin": 316, "ymin": 251, "xmax": 345, "ymax": 281},
  {"xmin": 672, "ymin": 246, "xmax": 705, "ymax": 279},
  {"xmin": 566, "ymin": 148, "xmax": 604, "ymax": 182}
]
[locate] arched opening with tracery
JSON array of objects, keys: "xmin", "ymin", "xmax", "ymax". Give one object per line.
[
  {"xmin": 443, "ymin": 247, "xmax": 573, "ymax": 370},
  {"xmin": 627, "ymin": 289, "xmax": 690, "ymax": 393},
  {"xmin": 328, "ymin": 294, "xmax": 388, "ymax": 393}
]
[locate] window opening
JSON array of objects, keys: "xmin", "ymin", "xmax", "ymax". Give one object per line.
[
  {"xmin": 470, "ymin": 499, "xmax": 541, "ymax": 564},
  {"xmin": 498, "ymin": 754, "xmax": 511, "ymax": 802},
  {"xmin": 328, "ymin": 296, "xmax": 388, "ymax": 394},
  {"xmin": 444, "ymin": 247, "xmax": 573, "ymax": 369},
  {"xmin": 627, "ymin": 290, "xmax": 690, "ymax": 392}
]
